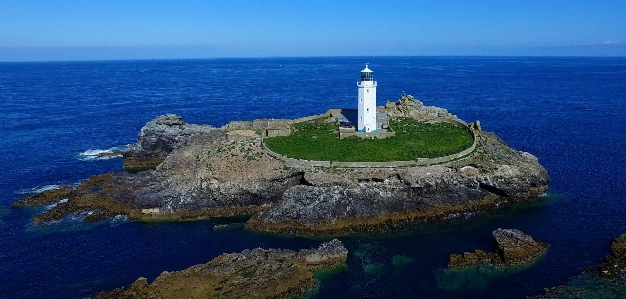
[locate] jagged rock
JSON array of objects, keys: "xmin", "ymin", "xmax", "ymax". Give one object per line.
[
  {"xmin": 530, "ymin": 233, "xmax": 626, "ymax": 298},
  {"xmin": 448, "ymin": 228, "xmax": 549, "ymax": 269},
  {"xmin": 97, "ymin": 150, "xmax": 123, "ymax": 158},
  {"xmin": 611, "ymin": 234, "xmax": 626, "ymax": 258},
  {"xmin": 492, "ymin": 228, "xmax": 550, "ymax": 267},
  {"xmin": 123, "ymin": 114, "xmax": 216, "ymax": 169},
  {"xmin": 583, "ymin": 233, "xmax": 626, "ymax": 280},
  {"xmin": 221, "ymin": 118, "xmax": 291, "ymax": 131},
  {"xmin": 18, "ymin": 109, "xmax": 549, "ymax": 235},
  {"xmin": 386, "ymin": 94, "xmax": 460, "ymax": 120},
  {"xmin": 93, "ymin": 240, "xmax": 348, "ymax": 299}
]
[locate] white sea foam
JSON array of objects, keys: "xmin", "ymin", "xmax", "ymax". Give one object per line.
[
  {"xmin": 44, "ymin": 198, "xmax": 69, "ymax": 210},
  {"xmin": 78, "ymin": 145, "xmax": 127, "ymax": 161},
  {"xmin": 33, "ymin": 184, "xmax": 62, "ymax": 193},
  {"xmin": 16, "ymin": 184, "xmax": 62, "ymax": 195},
  {"xmin": 110, "ymin": 215, "xmax": 129, "ymax": 225}
]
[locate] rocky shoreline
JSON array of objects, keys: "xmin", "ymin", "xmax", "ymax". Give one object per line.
[
  {"xmin": 14, "ymin": 97, "xmax": 550, "ymax": 235},
  {"xmin": 94, "ymin": 239, "xmax": 348, "ymax": 299}
]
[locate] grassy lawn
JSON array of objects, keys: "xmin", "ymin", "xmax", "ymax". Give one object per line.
[{"xmin": 263, "ymin": 117, "xmax": 474, "ymax": 162}]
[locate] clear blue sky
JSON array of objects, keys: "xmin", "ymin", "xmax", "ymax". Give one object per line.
[{"xmin": 1, "ymin": 0, "xmax": 625, "ymax": 61}]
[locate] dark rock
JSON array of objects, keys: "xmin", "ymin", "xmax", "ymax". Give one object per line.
[
  {"xmin": 492, "ymin": 228, "xmax": 550, "ymax": 267},
  {"xmin": 97, "ymin": 150, "xmax": 122, "ymax": 159},
  {"xmin": 20, "ymin": 110, "xmax": 550, "ymax": 235},
  {"xmin": 123, "ymin": 114, "xmax": 216, "ymax": 169},
  {"xmin": 530, "ymin": 233, "xmax": 626, "ymax": 298},
  {"xmin": 12, "ymin": 185, "xmax": 74, "ymax": 207},
  {"xmin": 246, "ymin": 131, "xmax": 549, "ymax": 234},
  {"xmin": 448, "ymin": 228, "xmax": 549, "ymax": 269},
  {"xmin": 583, "ymin": 233, "xmax": 626, "ymax": 280},
  {"xmin": 93, "ymin": 240, "xmax": 348, "ymax": 299},
  {"xmin": 611, "ymin": 234, "xmax": 626, "ymax": 258}
]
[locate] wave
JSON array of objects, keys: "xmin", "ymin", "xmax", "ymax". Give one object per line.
[
  {"xmin": 78, "ymin": 145, "xmax": 128, "ymax": 161},
  {"xmin": 45, "ymin": 198, "xmax": 69, "ymax": 210},
  {"xmin": 16, "ymin": 184, "xmax": 63, "ymax": 195}
]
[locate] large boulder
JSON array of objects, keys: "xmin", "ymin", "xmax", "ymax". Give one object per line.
[
  {"xmin": 492, "ymin": 228, "xmax": 550, "ymax": 267},
  {"xmin": 123, "ymin": 114, "xmax": 216, "ymax": 169},
  {"xmin": 94, "ymin": 240, "xmax": 348, "ymax": 299},
  {"xmin": 611, "ymin": 234, "xmax": 626, "ymax": 258},
  {"xmin": 448, "ymin": 228, "xmax": 549, "ymax": 269},
  {"xmin": 386, "ymin": 94, "xmax": 459, "ymax": 120}
]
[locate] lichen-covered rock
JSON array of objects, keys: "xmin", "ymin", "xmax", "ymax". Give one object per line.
[
  {"xmin": 19, "ymin": 109, "xmax": 550, "ymax": 235},
  {"xmin": 386, "ymin": 94, "xmax": 460, "ymax": 120},
  {"xmin": 583, "ymin": 233, "xmax": 626, "ymax": 280},
  {"xmin": 246, "ymin": 131, "xmax": 549, "ymax": 234},
  {"xmin": 531, "ymin": 233, "xmax": 626, "ymax": 298},
  {"xmin": 611, "ymin": 234, "xmax": 626, "ymax": 258},
  {"xmin": 123, "ymin": 114, "xmax": 217, "ymax": 169},
  {"xmin": 492, "ymin": 228, "xmax": 550, "ymax": 267},
  {"xmin": 448, "ymin": 228, "xmax": 549, "ymax": 269},
  {"xmin": 93, "ymin": 240, "xmax": 347, "ymax": 299}
]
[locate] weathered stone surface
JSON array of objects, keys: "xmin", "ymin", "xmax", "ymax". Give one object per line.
[
  {"xmin": 12, "ymin": 185, "xmax": 74, "ymax": 207},
  {"xmin": 93, "ymin": 240, "xmax": 347, "ymax": 299},
  {"xmin": 123, "ymin": 114, "xmax": 217, "ymax": 169},
  {"xmin": 611, "ymin": 234, "xmax": 626, "ymax": 258},
  {"xmin": 448, "ymin": 228, "xmax": 549, "ymax": 269},
  {"xmin": 530, "ymin": 233, "xmax": 626, "ymax": 298},
  {"xmin": 97, "ymin": 150, "xmax": 123, "ymax": 159},
  {"xmin": 492, "ymin": 228, "xmax": 550, "ymax": 267},
  {"xmin": 386, "ymin": 94, "xmax": 460, "ymax": 120},
  {"xmin": 18, "ymin": 108, "xmax": 550, "ymax": 235},
  {"xmin": 246, "ymin": 131, "xmax": 549, "ymax": 234},
  {"xmin": 583, "ymin": 233, "xmax": 626, "ymax": 280}
]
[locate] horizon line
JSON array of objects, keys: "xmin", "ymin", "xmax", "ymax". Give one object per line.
[{"xmin": 2, "ymin": 54, "xmax": 626, "ymax": 64}]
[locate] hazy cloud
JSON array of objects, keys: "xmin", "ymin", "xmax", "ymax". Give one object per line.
[{"xmin": 600, "ymin": 40, "xmax": 621, "ymax": 45}]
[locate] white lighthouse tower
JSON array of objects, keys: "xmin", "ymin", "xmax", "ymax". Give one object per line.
[{"xmin": 357, "ymin": 63, "xmax": 377, "ymax": 132}]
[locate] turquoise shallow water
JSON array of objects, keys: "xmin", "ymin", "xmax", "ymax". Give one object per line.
[{"xmin": 0, "ymin": 57, "xmax": 625, "ymax": 298}]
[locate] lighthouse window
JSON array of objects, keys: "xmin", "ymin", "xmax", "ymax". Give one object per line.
[
  {"xmin": 367, "ymin": 89, "xmax": 369, "ymax": 93},
  {"xmin": 360, "ymin": 98, "xmax": 363, "ymax": 103},
  {"xmin": 367, "ymin": 108, "xmax": 369, "ymax": 112},
  {"xmin": 359, "ymin": 117, "xmax": 363, "ymax": 122}
]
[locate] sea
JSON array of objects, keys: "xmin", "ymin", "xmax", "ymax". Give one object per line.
[{"xmin": 0, "ymin": 57, "xmax": 625, "ymax": 298}]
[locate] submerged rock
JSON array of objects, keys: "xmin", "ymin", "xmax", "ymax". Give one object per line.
[
  {"xmin": 93, "ymin": 239, "xmax": 348, "ymax": 299},
  {"xmin": 448, "ymin": 228, "xmax": 549, "ymax": 269},
  {"xmin": 583, "ymin": 233, "xmax": 626, "ymax": 280},
  {"xmin": 530, "ymin": 233, "xmax": 626, "ymax": 298}
]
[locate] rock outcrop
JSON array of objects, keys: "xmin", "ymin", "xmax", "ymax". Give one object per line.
[
  {"xmin": 448, "ymin": 228, "xmax": 549, "ymax": 269},
  {"xmin": 530, "ymin": 233, "xmax": 626, "ymax": 298},
  {"xmin": 123, "ymin": 114, "xmax": 217, "ymax": 169},
  {"xmin": 386, "ymin": 94, "xmax": 460, "ymax": 120},
  {"xmin": 93, "ymin": 240, "xmax": 348, "ymax": 299},
  {"xmin": 17, "ymin": 99, "xmax": 550, "ymax": 235},
  {"xmin": 583, "ymin": 233, "xmax": 626, "ymax": 280}
]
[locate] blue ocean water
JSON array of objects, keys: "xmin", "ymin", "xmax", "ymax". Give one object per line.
[{"xmin": 0, "ymin": 57, "xmax": 625, "ymax": 298}]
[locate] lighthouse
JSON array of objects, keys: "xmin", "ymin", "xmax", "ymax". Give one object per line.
[{"xmin": 357, "ymin": 63, "xmax": 377, "ymax": 132}]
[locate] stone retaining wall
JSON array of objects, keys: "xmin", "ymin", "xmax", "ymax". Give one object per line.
[
  {"xmin": 339, "ymin": 131, "xmax": 396, "ymax": 139},
  {"xmin": 261, "ymin": 111, "xmax": 479, "ymax": 168}
]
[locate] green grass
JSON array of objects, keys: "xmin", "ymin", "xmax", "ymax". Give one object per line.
[{"xmin": 263, "ymin": 117, "xmax": 474, "ymax": 162}]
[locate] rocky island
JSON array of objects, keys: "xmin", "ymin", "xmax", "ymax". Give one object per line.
[
  {"xmin": 14, "ymin": 95, "xmax": 550, "ymax": 235},
  {"xmin": 448, "ymin": 228, "xmax": 549, "ymax": 269},
  {"xmin": 95, "ymin": 239, "xmax": 348, "ymax": 299}
]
